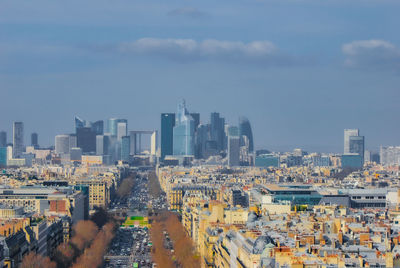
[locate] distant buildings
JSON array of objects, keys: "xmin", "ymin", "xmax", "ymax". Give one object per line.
[
  {"xmin": 239, "ymin": 116, "xmax": 254, "ymax": 153},
  {"xmin": 380, "ymin": 146, "xmax": 400, "ymax": 166},
  {"xmin": 31, "ymin": 133, "xmax": 38, "ymax": 148},
  {"xmin": 12, "ymin": 122, "xmax": 24, "ymax": 159},
  {"xmin": 344, "ymin": 129, "xmax": 359, "ymax": 154},
  {"xmin": 227, "ymin": 126, "xmax": 240, "ymax": 166},
  {"xmin": 343, "ymin": 129, "xmax": 365, "ymax": 168}
]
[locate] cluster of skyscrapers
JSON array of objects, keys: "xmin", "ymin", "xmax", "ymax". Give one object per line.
[{"xmin": 161, "ymin": 100, "xmax": 254, "ymax": 166}]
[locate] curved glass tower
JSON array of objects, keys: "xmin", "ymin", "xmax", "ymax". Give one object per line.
[
  {"xmin": 239, "ymin": 116, "xmax": 254, "ymax": 152},
  {"xmin": 173, "ymin": 100, "xmax": 195, "ymax": 156}
]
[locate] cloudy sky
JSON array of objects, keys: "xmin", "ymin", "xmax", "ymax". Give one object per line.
[{"xmin": 1, "ymin": 0, "xmax": 399, "ymax": 152}]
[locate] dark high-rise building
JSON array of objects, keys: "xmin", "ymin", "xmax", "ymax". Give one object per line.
[
  {"xmin": 77, "ymin": 127, "xmax": 96, "ymax": 153},
  {"xmin": 0, "ymin": 131, "xmax": 6, "ymax": 147},
  {"xmin": 161, "ymin": 113, "xmax": 175, "ymax": 160},
  {"xmin": 239, "ymin": 116, "xmax": 254, "ymax": 152},
  {"xmin": 210, "ymin": 112, "xmax": 225, "ymax": 151},
  {"xmin": 190, "ymin": 113, "xmax": 200, "ymax": 132},
  {"xmin": 75, "ymin": 116, "xmax": 86, "ymax": 133},
  {"xmin": 349, "ymin": 136, "xmax": 365, "ymax": 163},
  {"xmin": 13, "ymin": 122, "xmax": 24, "ymax": 158},
  {"xmin": 31, "ymin": 133, "xmax": 38, "ymax": 148},
  {"xmin": 91, "ymin": 120, "xmax": 104, "ymax": 135}
]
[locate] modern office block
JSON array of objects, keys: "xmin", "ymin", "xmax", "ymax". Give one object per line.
[
  {"xmin": 211, "ymin": 112, "xmax": 225, "ymax": 151},
  {"xmin": 255, "ymin": 154, "xmax": 279, "ymax": 168},
  {"xmin": 349, "ymin": 136, "xmax": 365, "ymax": 163},
  {"xmin": 0, "ymin": 147, "xmax": 7, "ymax": 166},
  {"xmin": 341, "ymin": 154, "xmax": 363, "ymax": 169},
  {"xmin": 75, "ymin": 116, "xmax": 86, "ymax": 133},
  {"xmin": 96, "ymin": 135, "xmax": 109, "ymax": 156},
  {"xmin": 55, "ymin": 135, "xmax": 71, "ymax": 154},
  {"xmin": 117, "ymin": 122, "xmax": 127, "ymax": 141},
  {"xmin": 31, "ymin": 132, "xmax": 38, "ymax": 148},
  {"xmin": 239, "ymin": 116, "xmax": 254, "ymax": 152},
  {"xmin": 161, "ymin": 113, "xmax": 175, "ymax": 160},
  {"xmin": 227, "ymin": 126, "xmax": 240, "ymax": 167},
  {"xmin": 380, "ymin": 146, "xmax": 400, "ymax": 166},
  {"xmin": 344, "ymin": 129, "xmax": 359, "ymax": 154},
  {"xmin": 0, "ymin": 131, "xmax": 6, "ymax": 147},
  {"xmin": 173, "ymin": 100, "xmax": 195, "ymax": 156},
  {"xmin": 108, "ymin": 118, "xmax": 127, "ymax": 136},
  {"xmin": 121, "ymin": 136, "xmax": 130, "ymax": 161},
  {"xmin": 76, "ymin": 127, "xmax": 96, "ymax": 153},
  {"xmin": 13, "ymin": 122, "xmax": 24, "ymax": 158},
  {"xmin": 150, "ymin": 131, "xmax": 157, "ymax": 156}
]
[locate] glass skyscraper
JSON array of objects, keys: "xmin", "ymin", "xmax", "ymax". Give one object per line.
[
  {"xmin": 344, "ymin": 129, "xmax": 359, "ymax": 154},
  {"xmin": 0, "ymin": 131, "xmax": 6, "ymax": 147},
  {"xmin": 121, "ymin": 136, "xmax": 130, "ymax": 162},
  {"xmin": 108, "ymin": 118, "xmax": 127, "ymax": 136},
  {"xmin": 161, "ymin": 113, "xmax": 175, "ymax": 160},
  {"xmin": 173, "ymin": 100, "xmax": 195, "ymax": 156},
  {"xmin": 349, "ymin": 136, "xmax": 365, "ymax": 163},
  {"xmin": 239, "ymin": 116, "xmax": 254, "ymax": 152}
]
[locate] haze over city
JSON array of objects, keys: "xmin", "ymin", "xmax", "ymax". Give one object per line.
[{"xmin": 1, "ymin": 0, "xmax": 400, "ymax": 152}]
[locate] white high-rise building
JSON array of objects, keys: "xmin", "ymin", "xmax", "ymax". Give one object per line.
[
  {"xmin": 55, "ymin": 135, "xmax": 70, "ymax": 154},
  {"xmin": 380, "ymin": 146, "xmax": 400, "ymax": 166},
  {"xmin": 117, "ymin": 122, "xmax": 127, "ymax": 141},
  {"xmin": 151, "ymin": 131, "xmax": 157, "ymax": 156}
]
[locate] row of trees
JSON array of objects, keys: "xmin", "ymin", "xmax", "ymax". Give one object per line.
[
  {"xmin": 21, "ymin": 218, "xmax": 116, "ymax": 268},
  {"xmin": 150, "ymin": 212, "xmax": 200, "ymax": 268},
  {"xmin": 116, "ymin": 173, "xmax": 136, "ymax": 198},
  {"xmin": 148, "ymin": 171, "xmax": 162, "ymax": 198}
]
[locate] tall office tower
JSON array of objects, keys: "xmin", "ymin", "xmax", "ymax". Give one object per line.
[
  {"xmin": 69, "ymin": 134, "xmax": 77, "ymax": 149},
  {"xmin": 31, "ymin": 133, "xmax": 38, "ymax": 148},
  {"xmin": 173, "ymin": 100, "xmax": 195, "ymax": 156},
  {"xmin": 0, "ymin": 131, "xmax": 6, "ymax": 147},
  {"xmin": 239, "ymin": 116, "xmax": 254, "ymax": 152},
  {"xmin": 210, "ymin": 112, "xmax": 225, "ymax": 151},
  {"xmin": 108, "ymin": 118, "xmax": 127, "ymax": 136},
  {"xmin": 117, "ymin": 122, "xmax": 127, "ymax": 141},
  {"xmin": 55, "ymin": 135, "xmax": 71, "ymax": 154},
  {"xmin": 12, "ymin": 122, "xmax": 24, "ymax": 158},
  {"xmin": 76, "ymin": 127, "xmax": 96, "ymax": 153},
  {"xmin": 96, "ymin": 135, "xmax": 109, "ymax": 156},
  {"xmin": 150, "ymin": 131, "xmax": 157, "ymax": 156},
  {"xmin": 344, "ymin": 129, "xmax": 359, "ymax": 154},
  {"xmin": 91, "ymin": 120, "xmax": 104, "ymax": 135},
  {"xmin": 190, "ymin": 113, "xmax": 200, "ymax": 132},
  {"xmin": 227, "ymin": 126, "xmax": 240, "ymax": 167},
  {"xmin": 0, "ymin": 147, "xmax": 7, "ymax": 166},
  {"xmin": 195, "ymin": 124, "xmax": 210, "ymax": 159},
  {"xmin": 349, "ymin": 136, "xmax": 365, "ymax": 163},
  {"xmin": 75, "ymin": 116, "xmax": 86, "ymax": 133},
  {"xmin": 121, "ymin": 136, "xmax": 130, "ymax": 161},
  {"xmin": 161, "ymin": 113, "xmax": 175, "ymax": 160}
]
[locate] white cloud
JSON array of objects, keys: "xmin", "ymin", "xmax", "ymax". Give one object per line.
[
  {"xmin": 342, "ymin": 39, "xmax": 400, "ymax": 71},
  {"xmin": 117, "ymin": 38, "xmax": 287, "ymax": 65},
  {"xmin": 167, "ymin": 7, "xmax": 207, "ymax": 18}
]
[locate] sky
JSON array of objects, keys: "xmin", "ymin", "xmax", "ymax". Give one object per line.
[{"xmin": 0, "ymin": 0, "xmax": 399, "ymax": 152}]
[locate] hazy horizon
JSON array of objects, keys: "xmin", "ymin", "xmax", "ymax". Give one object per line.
[{"xmin": 1, "ymin": 0, "xmax": 399, "ymax": 152}]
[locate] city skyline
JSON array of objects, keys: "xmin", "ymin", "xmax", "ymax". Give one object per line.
[{"xmin": 1, "ymin": 0, "xmax": 400, "ymax": 153}]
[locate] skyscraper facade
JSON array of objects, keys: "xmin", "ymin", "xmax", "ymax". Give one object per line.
[
  {"xmin": 239, "ymin": 116, "xmax": 254, "ymax": 152},
  {"xmin": 0, "ymin": 131, "xmax": 6, "ymax": 147},
  {"xmin": 12, "ymin": 122, "xmax": 24, "ymax": 158},
  {"xmin": 210, "ymin": 112, "xmax": 225, "ymax": 151},
  {"xmin": 161, "ymin": 113, "xmax": 175, "ymax": 160},
  {"xmin": 55, "ymin": 135, "xmax": 71, "ymax": 155},
  {"xmin": 108, "ymin": 118, "xmax": 127, "ymax": 136},
  {"xmin": 91, "ymin": 120, "xmax": 104, "ymax": 136},
  {"xmin": 77, "ymin": 127, "xmax": 96, "ymax": 153},
  {"xmin": 31, "ymin": 133, "xmax": 38, "ymax": 148},
  {"xmin": 121, "ymin": 136, "xmax": 130, "ymax": 162},
  {"xmin": 349, "ymin": 136, "xmax": 365, "ymax": 163},
  {"xmin": 227, "ymin": 126, "xmax": 240, "ymax": 166},
  {"xmin": 96, "ymin": 135, "xmax": 109, "ymax": 156},
  {"xmin": 75, "ymin": 116, "xmax": 86, "ymax": 132},
  {"xmin": 344, "ymin": 129, "xmax": 359, "ymax": 154},
  {"xmin": 173, "ymin": 100, "xmax": 195, "ymax": 156},
  {"xmin": 117, "ymin": 122, "xmax": 127, "ymax": 141}
]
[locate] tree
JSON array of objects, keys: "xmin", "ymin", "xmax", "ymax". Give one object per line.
[{"xmin": 21, "ymin": 252, "xmax": 56, "ymax": 268}]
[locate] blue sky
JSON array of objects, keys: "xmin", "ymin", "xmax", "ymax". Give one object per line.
[{"xmin": 1, "ymin": 0, "xmax": 399, "ymax": 152}]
